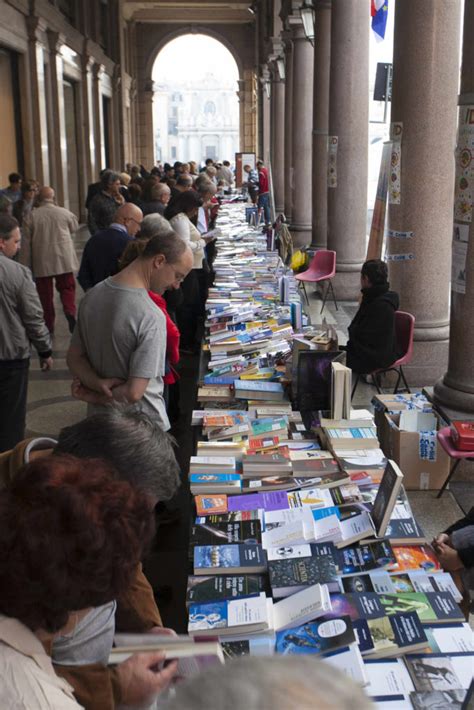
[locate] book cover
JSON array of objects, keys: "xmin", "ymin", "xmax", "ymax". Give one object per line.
[
  {"xmin": 291, "ymin": 458, "xmax": 344, "ymax": 477},
  {"xmin": 190, "ymin": 521, "xmax": 262, "ymax": 547},
  {"xmin": 188, "ymin": 593, "xmax": 270, "ymax": 634},
  {"xmin": 409, "ymin": 690, "xmax": 466, "ymax": 710},
  {"xmin": 186, "ymin": 574, "xmax": 267, "ymax": 606},
  {"xmin": 377, "ymin": 592, "xmax": 464, "ymax": 624},
  {"xmin": 405, "ymin": 656, "xmax": 463, "ymax": 692},
  {"xmin": 392, "ymin": 545, "xmax": 441, "ymax": 573},
  {"xmin": 336, "ymin": 540, "xmax": 397, "ymax": 576},
  {"xmin": 268, "ymin": 555, "xmax": 339, "ymax": 596},
  {"xmin": 353, "ymin": 611, "xmax": 428, "ymax": 657},
  {"xmin": 193, "ymin": 544, "xmax": 267, "ymax": 574},
  {"xmin": 370, "ymin": 460, "xmax": 404, "ymax": 538},
  {"xmin": 266, "ymin": 541, "xmax": 337, "ymax": 561},
  {"xmin": 328, "ymin": 592, "xmax": 385, "ymax": 621},
  {"xmin": 195, "ymin": 495, "xmax": 228, "ymax": 516},
  {"xmin": 195, "ymin": 510, "xmax": 261, "ymax": 524},
  {"xmin": 330, "ymin": 484, "xmax": 363, "ymax": 507},
  {"xmin": 275, "ymin": 616, "xmax": 355, "ymax": 656}
]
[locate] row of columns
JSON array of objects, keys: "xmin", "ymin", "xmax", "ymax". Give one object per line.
[{"xmin": 267, "ymin": 0, "xmax": 474, "ymax": 413}]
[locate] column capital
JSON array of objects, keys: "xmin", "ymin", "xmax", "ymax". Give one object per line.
[
  {"xmin": 26, "ymin": 15, "xmax": 47, "ymax": 42},
  {"xmin": 46, "ymin": 29, "xmax": 65, "ymax": 55}
]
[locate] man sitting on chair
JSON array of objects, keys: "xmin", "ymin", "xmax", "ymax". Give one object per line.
[{"xmin": 346, "ymin": 259, "xmax": 400, "ymax": 375}]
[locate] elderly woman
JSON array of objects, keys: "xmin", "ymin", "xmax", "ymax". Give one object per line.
[
  {"xmin": 0, "ymin": 455, "xmax": 177, "ymax": 709},
  {"xmin": 165, "ymin": 191, "xmax": 215, "ymax": 352}
]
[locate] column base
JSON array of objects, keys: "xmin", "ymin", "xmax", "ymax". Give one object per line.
[
  {"xmin": 433, "ymin": 377, "xmax": 474, "ymax": 415},
  {"xmin": 290, "ymin": 224, "xmax": 312, "ymax": 248},
  {"xmin": 396, "ymin": 338, "xmax": 449, "ymax": 387},
  {"xmin": 332, "ymin": 270, "xmax": 361, "ymax": 301}
]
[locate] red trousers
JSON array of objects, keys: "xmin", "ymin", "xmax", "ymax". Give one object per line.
[{"xmin": 35, "ymin": 273, "xmax": 76, "ymax": 333}]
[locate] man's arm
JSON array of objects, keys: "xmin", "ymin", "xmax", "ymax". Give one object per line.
[
  {"xmin": 115, "ymin": 563, "xmax": 163, "ymax": 631},
  {"xmin": 77, "ymin": 244, "xmax": 94, "ymax": 292},
  {"xmin": 17, "ymin": 270, "xmax": 52, "ymax": 360}
]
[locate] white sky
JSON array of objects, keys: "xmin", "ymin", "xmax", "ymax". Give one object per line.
[{"xmin": 152, "ymin": 34, "xmax": 239, "ymax": 84}]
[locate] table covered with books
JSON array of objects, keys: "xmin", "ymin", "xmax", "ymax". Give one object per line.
[{"xmin": 131, "ymin": 204, "xmax": 474, "ymax": 707}]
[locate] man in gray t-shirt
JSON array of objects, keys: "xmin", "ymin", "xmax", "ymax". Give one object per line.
[{"xmin": 67, "ymin": 232, "xmax": 193, "ymax": 430}]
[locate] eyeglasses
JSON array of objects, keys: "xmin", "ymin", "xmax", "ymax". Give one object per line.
[{"xmin": 164, "ymin": 259, "xmax": 187, "ymax": 283}]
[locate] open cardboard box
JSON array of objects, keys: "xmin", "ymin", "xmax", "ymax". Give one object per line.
[
  {"xmin": 384, "ymin": 410, "xmax": 449, "ymax": 490},
  {"xmin": 372, "ymin": 394, "xmax": 432, "ymax": 459}
]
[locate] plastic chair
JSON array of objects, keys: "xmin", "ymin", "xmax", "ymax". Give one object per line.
[
  {"xmin": 295, "ymin": 250, "xmax": 338, "ymax": 314},
  {"xmin": 351, "ymin": 311, "xmax": 415, "ymax": 399},
  {"xmin": 436, "ymin": 426, "xmax": 474, "ymax": 498}
]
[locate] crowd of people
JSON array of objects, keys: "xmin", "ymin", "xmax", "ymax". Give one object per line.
[{"xmin": 1, "ymin": 158, "xmax": 472, "ymax": 709}]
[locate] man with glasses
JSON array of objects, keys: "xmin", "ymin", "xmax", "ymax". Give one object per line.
[
  {"xmin": 67, "ymin": 232, "xmax": 193, "ymax": 431},
  {"xmin": 78, "ymin": 203, "xmax": 144, "ymax": 291}
]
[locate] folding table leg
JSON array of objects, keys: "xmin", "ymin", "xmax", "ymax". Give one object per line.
[{"xmin": 437, "ymin": 458, "xmax": 461, "ymax": 499}]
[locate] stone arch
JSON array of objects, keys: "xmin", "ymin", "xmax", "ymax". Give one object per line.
[{"xmin": 144, "ymin": 26, "xmax": 244, "ymax": 84}]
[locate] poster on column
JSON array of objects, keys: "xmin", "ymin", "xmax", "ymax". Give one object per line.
[
  {"xmin": 388, "ymin": 122, "xmax": 403, "ymax": 204},
  {"xmin": 451, "ymin": 240, "xmax": 468, "ymax": 294},
  {"xmin": 327, "ymin": 136, "xmax": 338, "ymax": 188},
  {"xmin": 366, "ymin": 141, "xmax": 392, "ymax": 260},
  {"xmin": 454, "ymin": 105, "xmax": 474, "ymax": 223},
  {"xmin": 235, "ymin": 153, "xmax": 256, "ymax": 188}
]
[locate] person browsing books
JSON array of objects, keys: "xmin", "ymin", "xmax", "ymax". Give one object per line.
[
  {"xmin": 345, "ymin": 259, "xmax": 400, "ymax": 375},
  {"xmin": 433, "ymin": 507, "xmax": 474, "ymax": 616}
]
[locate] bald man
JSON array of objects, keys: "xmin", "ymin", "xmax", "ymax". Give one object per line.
[
  {"xmin": 21, "ymin": 187, "xmax": 79, "ymax": 334},
  {"xmin": 78, "ymin": 202, "xmax": 144, "ymax": 292}
]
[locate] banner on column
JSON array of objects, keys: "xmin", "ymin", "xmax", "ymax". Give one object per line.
[
  {"xmin": 389, "ymin": 122, "xmax": 403, "ymax": 204},
  {"xmin": 366, "ymin": 141, "xmax": 392, "ymax": 260},
  {"xmin": 454, "ymin": 105, "xmax": 474, "ymax": 223},
  {"xmin": 451, "ymin": 240, "xmax": 468, "ymax": 294},
  {"xmin": 327, "ymin": 136, "xmax": 338, "ymax": 188}
]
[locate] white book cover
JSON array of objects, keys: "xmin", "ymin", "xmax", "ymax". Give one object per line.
[
  {"xmin": 364, "ymin": 658, "xmax": 415, "ymax": 698},
  {"xmin": 190, "ymin": 456, "xmax": 236, "ymax": 467},
  {"xmin": 336, "ymin": 512, "xmax": 374, "ymax": 548},
  {"xmin": 261, "ymin": 521, "xmax": 307, "ymax": 550},
  {"xmin": 227, "ymin": 594, "xmax": 271, "ymax": 630},
  {"xmin": 264, "ymin": 506, "xmax": 315, "ymax": 542},
  {"xmin": 272, "ymin": 583, "xmax": 330, "ymax": 631},
  {"xmin": 287, "ymin": 488, "xmax": 334, "ymax": 510},
  {"xmin": 313, "ymin": 514, "xmax": 342, "ymax": 543},
  {"xmin": 428, "ymin": 625, "xmax": 474, "ymax": 654},
  {"xmin": 321, "ymin": 645, "xmax": 368, "ymax": 687},
  {"xmin": 266, "ymin": 542, "xmax": 317, "ymax": 561}
]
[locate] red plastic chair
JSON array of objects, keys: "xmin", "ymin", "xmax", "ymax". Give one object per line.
[
  {"xmin": 295, "ymin": 250, "xmax": 338, "ymax": 314},
  {"xmin": 435, "ymin": 425, "xmax": 474, "ymax": 498},
  {"xmin": 351, "ymin": 311, "xmax": 415, "ymax": 398}
]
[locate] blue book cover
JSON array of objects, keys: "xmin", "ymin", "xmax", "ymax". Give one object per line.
[
  {"xmin": 188, "ymin": 600, "xmax": 229, "ymax": 631},
  {"xmin": 275, "ymin": 616, "xmax": 355, "ymax": 655},
  {"xmin": 204, "ymin": 376, "xmax": 238, "ymax": 385},
  {"xmin": 235, "ymin": 380, "xmax": 284, "ymax": 393},
  {"xmin": 312, "ymin": 506, "xmax": 341, "ymax": 522},
  {"xmin": 190, "ymin": 474, "xmax": 242, "ymax": 484},
  {"xmin": 193, "ymin": 544, "xmax": 266, "ymax": 572},
  {"xmin": 328, "ymin": 593, "xmax": 385, "ymax": 621}
]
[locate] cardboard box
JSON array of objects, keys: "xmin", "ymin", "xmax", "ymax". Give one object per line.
[
  {"xmin": 372, "ymin": 394, "xmax": 432, "ymax": 459},
  {"xmin": 385, "ymin": 410, "xmax": 450, "ymax": 490}
]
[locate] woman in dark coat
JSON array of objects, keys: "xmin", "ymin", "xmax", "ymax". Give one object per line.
[{"xmin": 346, "ymin": 259, "xmax": 400, "ymax": 374}]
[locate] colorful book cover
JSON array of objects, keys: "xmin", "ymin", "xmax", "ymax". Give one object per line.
[
  {"xmin": 193, "ymin": 544, "xmax": 266, "ymax": 573},
  {"xmin": 195, "ymin": 495, "xmax": 228, "ymax": 516},
  {"xmin": 353, "ymin": 611, "xmax": 428, "ymax": 656},
  {"xmin": 392, "ymin": 545, "xmax": 441, "ymax": 573},
  {"xmin": 336, "ymin": 540, "xmax": 397, "ymax": 576},
  {"xmin": 275, "ymin": 616, "xmax": 355, "ymax": 656},
  {"xmin": 190, "ymin": 474, "xmax": 241, "ymax": 484},
  {"xmin": 195, "ymin": 510, "xmax": 261, "ymax": 524},
  {"xmin": 188, "ymin": 594, "xmax": 269, "ymax": 633},
  {"xmin": 377, "ymin": 592, "xmax": 464, "ymax": 623},
  {"xmin": 291, "ymin": 459, "xmax": 341, "ymax": 476},
  {"xmin": 268, "ymin": 555, "xmax": 339, "ymax": 593},
  {"xmin": 328, "ymin": 592, "xmax": 385, "ymax": 621}
]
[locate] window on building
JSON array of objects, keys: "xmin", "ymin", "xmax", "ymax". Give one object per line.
[
  {"xmin": 204, "ymin": 101, "xmax": 216, "ymax": 115},
  {"xmin": 99, "ymin": 0, "xmax": 110, "ymax": 54},
  {"xmin": 171, "ymin": 146, "xmax": 177, "ymax": 159}
]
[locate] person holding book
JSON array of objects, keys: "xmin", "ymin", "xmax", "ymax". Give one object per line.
[
  {"xmin": 433, "ymin": 508, "xmax": 474, "ymax": 614},
  {"xmin": 0, "ymin": 454, "xmax": 178, "ymax": 709},
  {"xmin": 345, "ymin": 259, "xmax": 400, "ymax": 375}
]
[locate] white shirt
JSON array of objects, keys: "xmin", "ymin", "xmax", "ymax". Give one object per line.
[
  {"xmin": 0, "ymin": 615, "xmax": 82, "ymax": 709},
  {"xmin": 169, "ymin": 212, "xmax": 205, "ymax": 269}
]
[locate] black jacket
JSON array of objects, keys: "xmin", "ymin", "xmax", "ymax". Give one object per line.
[
  {"xmin": 346, "ymin": 284, "xmax": 400, "ymax": 374},
  {"xmin": 444, "ymin": 508, "xmax": 474, "ymax": 569},
  {"xmin": 77, "ymin": 226, "xmax": 132, "ymax": 291}
]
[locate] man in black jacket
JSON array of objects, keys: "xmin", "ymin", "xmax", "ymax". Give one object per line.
[{"xmin": 346, "ymin": 259, "xmax": 400, "ymax": 375}]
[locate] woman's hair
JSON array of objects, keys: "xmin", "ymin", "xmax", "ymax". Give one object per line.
[
  {"xmin": 127, "ymin": 183, "xmax": 142, "ymax": 203},
  {"xmin": 142, "ymin": 178, "xmax": 161, "ymax": 203},
  {"xmin": 0, "ymin": 455, "xmax": 154, "ymax": 633},
  {"xmin": 361, "ymin": 259, "xmax": 389, "ymax": 286},
  {"xmin": 100, "ymin": 170, "xmax": 122, "ymax": 190},
  {"xmin": 119, "ymin": 239, "xmax": 148, "ymax": 269},
  {"xmin": 164, "ymin": 191, "xmax": 203, "ymax": 221}
]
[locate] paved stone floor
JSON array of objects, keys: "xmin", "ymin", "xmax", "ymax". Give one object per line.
[{"xmin": 24, "ymin": 238, "xmax": 473, "ymax": 628}]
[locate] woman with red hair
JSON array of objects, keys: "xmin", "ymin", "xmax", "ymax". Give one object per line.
[{"xmin": 0, "ymin": 455, "xmax": 178, "ymax": 708}]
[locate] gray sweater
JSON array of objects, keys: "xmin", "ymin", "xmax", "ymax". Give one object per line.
[{"xmin": 0, "ymin": 253, "xmax": 51, "ymax": 361}]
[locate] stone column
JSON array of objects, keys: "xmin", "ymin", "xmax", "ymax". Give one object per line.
[
  {"xmin": 136, "ymin": 80, "xmax": 154, "ymax": 167},
  {"xmin": 434, "ymin": 0, "xmax": 474, "ymax": 410},
  {"xmin": 289, "ymin": 21, "xmax": 314, "ymax": 247},
  {"xmin": 327, "ymin": 0, "xmax": 369, "ymax": 298},
  {"xmin": 46, "ymin": 30, "xmax": 68, "ymax": 207},
  {"xmin": 311, "ymin": 0, "xmax": 331, "ymax": 248},
  {"xmin": 91, "ymin": 62, "xmax": 102, "ymax": 174},
  {"xmin": 270, "ymin": 73, "xmax": 285, "ymax": 213},
  {"xmin": 80, "ymin": 47, "xmax": 94, "ymax": 184},
  {"xmin": 387, "ymin": 0, "xmax": 461, "ymax": 385},
  {"xmin": 237, "ymin": 79, "xmax": 245, "ymax": 152},
  {"xmin": 26, "ymin": 17, "xmax": 50, "ymax": 185},
  {"xmin": 283, "ymin": 34, "xmax": 293, "ymax": 221}
]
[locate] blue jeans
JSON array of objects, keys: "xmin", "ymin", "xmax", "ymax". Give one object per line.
[{"xmin": 258, "ymin": 192, "xmax": 271, "ymax": 225}]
